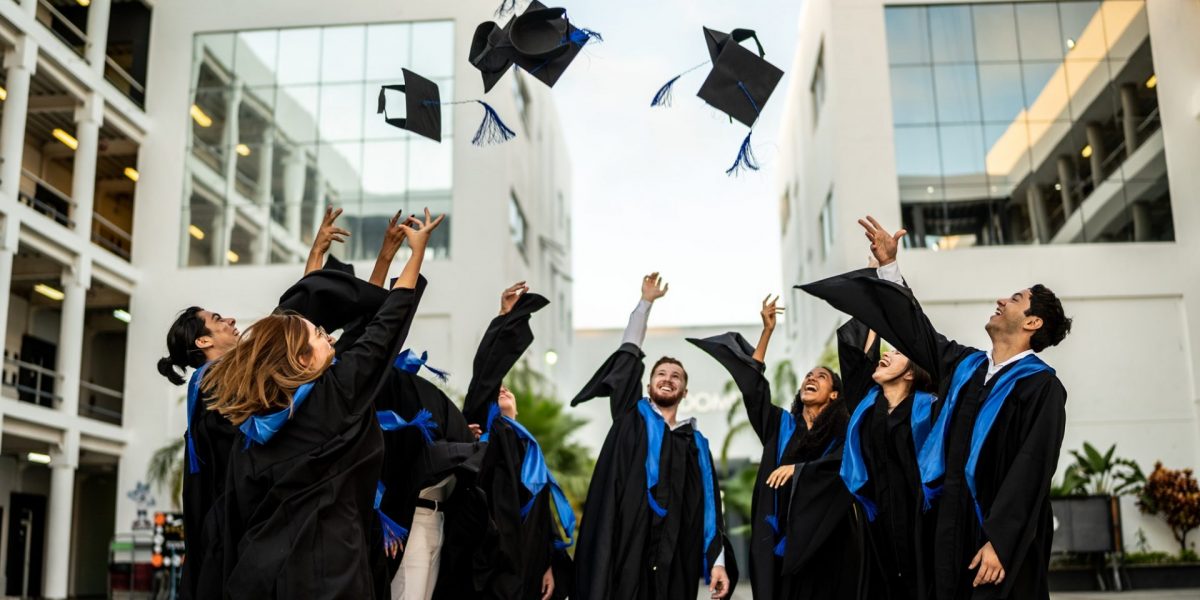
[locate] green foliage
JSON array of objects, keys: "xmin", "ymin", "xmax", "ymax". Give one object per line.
[
  {"xmin": 1051, "ymin": 442, "xmax": 1145, "ymax": 497},
  {"xmin": 505, "ymin": 362, "xmax": 596, "ymax": 514},
  {"xmin": 147, "ymin": 437, "xmax": 185, "ymax": 510},
  {"xmin": 1138, "ymin": 462, "xmax": 1200, "ymax": 555}
]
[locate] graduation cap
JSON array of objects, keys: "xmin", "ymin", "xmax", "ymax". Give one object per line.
[
  {"xmin": 469, "ymin": 1, "xmax": 601, "ymax": 92},
  {"xmin": 378, "ymin": 68, "xmax": 517, "ymax": 146},
  {"xmin": 650, "ymin": 27, "xmax": 784, "ymax": 176},
  {"xmin": 377, "ymin": 68, "xmax": 443, "ymax": 142}
]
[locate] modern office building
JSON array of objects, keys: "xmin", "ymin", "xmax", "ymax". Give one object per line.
[
  {"xmin": 776, "ymin": 0, "xmax": 1199, "ymax": 554},
  {"xmin": 0, "ymin": 0, "xmax": 573, "ymax": 596}
]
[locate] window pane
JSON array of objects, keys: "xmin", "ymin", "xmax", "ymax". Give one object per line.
[
  {"xmin": 320, "ymin": 26, "xmax": 366, "ymax": 83},
  {"xmin": 890, "ymin": 66, "xmax": 937, "ymax": 125},
  {"xmin": 1058, "ymin": 1, "xmax": 1104, "ymax": 60},
  {"xmin": 408, "ymin": 140, "xmax": 452, "ymax": 191},
  {"xmin": 1102, "ymin": 0, "xmax": 1148, "ymax": 60},
  {"xmin": 277, "ymin": 29, "xmax": 321, "ymax": 85},
  {"xmin": 275, "ymin": 86, "xmax": 320, "ymax": 144},
  {"xmin": 972, "ymin": 4, "xmax": 1019, "ymax": 62},
  {"xmin": 1016, "ymin": 3, "xmax": 1065, "ymax": 61},
  {"xmin": 978, "ymin": 64, "xmax": 1024, "ymax": 123},
  {"xmin": 317, "ymin": 142, "xmax": 363, "ymax": 203},
  {"xmin": 933, "ymin": 65, "xmax": 981, "ymax": 123},
  {"xmin": 939, "ymin": 124, "xmax": 987, "ymax": 183},
  {"xmin": 235, "ymin": 31, "xmax": 279, "ymax": 87},
  {"xmin": 929, "ymin": 6, "xmax": 975, "ymax": 63},
  {"xmin": 894, "ymin": 126, "xmax": 941, "ymax": 179},
  {"xmin": 362, "ymin": 141, "xmax": 409, "ymax": 200},
  {"xmin": 318, "ymin": 84, "xmax": 366, "ymax": 142},
  {"xmin": 885, "ymin": 7, "xmax": 930, "ymax": 66},
  {"xmin": 410, "ymin": 21, "xmax": 455, "ymax": 78},
  {"xmin": 366, "ymin": 23, "xmax": 412, "ymax": 82},
  {"xmin": 1021, "ymin": 62, "xmax": 1069, "ymax": 122}
]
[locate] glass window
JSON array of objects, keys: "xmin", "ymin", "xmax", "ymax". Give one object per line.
[
  {"xmin": 509, "ymin": 191, "xmax": 527, "ymax": 256},
  {"xmin": 884, "ymin": 1, "xmax": 1170, "ymax": 247},
  {"xmin": 183, "ymin": 21, "xmax": 456, "ymax": 266},
  {"xmin": 810, "ymin": 43, "xmax": 826, "ymax": 125}
]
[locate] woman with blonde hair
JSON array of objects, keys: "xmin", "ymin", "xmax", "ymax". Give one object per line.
[{"xmin": 207, "ymin": 209, "xmax": 443, "ymax": 599}]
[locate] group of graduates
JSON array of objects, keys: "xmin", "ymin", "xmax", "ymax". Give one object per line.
[{"xmin": 157, "ymin": 208, "xmax": 1073, "ymax": 600}]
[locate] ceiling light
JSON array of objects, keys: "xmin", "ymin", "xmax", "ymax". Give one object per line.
[
  {"xmin": 227, "ymin": 250, "xmax": 240, "ymax": 263},
  {"xmin": 1081, "ymin": 144, "xmax": 1093, "ymax": 158},
  {"xmin": 544, "ymin": 350, "xmax": 559, "ymax": 365},
  {"xmin": 926, "ymin": 186, "xmax": 935, "ymax": 194},
  {"xmin": 1054, "ymin": 183, "xmax": 1062, "ymax": 191},
  {"xmin": 188, "ymin": 225, "xmax": 206, "ymax": 240},
  {"xmin": 235, "ymin": 143, "xmax": 251, "ymax": 156},
  {"xmin": 1065, "ymin": 38, "xmax": 1076, "ymax": 50},
  {"xmin": 190, "ymin": 105, "xmax": 213, "ymax": 128},
  {"xmin": 26, "ymin": 452, "xmax": 52, "ymax": 464},
  {"xmin": 34, "ymin": 283, "xmax": 65, "ymax": 301},
  {"xmin": 1145, "ymin": 74, "xmax": 1156, "ymax": 89},
  {"xmin": 77, "ymin": 0, "xmax": 91, "ymax": 6},
  {"xmin": 0, "ymin": 87, "xmax": 7, "ymax": 101},
  {"xmin": 53, "ymin": 128, "xmax": 79, "ymax": 150},
  {"xmin": 113, "ymin": 309, "xmax": 132, "ymax": 323},
  {"xmin": 124, "ymin": 167, "xmax": 139, "ymax": 182}
]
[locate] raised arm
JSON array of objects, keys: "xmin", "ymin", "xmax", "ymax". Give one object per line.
[
  {"xmin": 305, "ymin": 206, "xmax": 349, "ymax": 275},
  {"xmin": 837, "ymin": 318, "xmax": 881, "ymax": 408},
  {"xmin": 462, "ymin": 283, "xmax": 548, "ymax": 426},
  {"xmin": 368, "ymin": 211, "xmax": 406, "ymax": 287}
]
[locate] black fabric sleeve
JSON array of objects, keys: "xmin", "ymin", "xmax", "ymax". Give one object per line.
[
  {"xmin": 462, "ymin": 294, "xmax": 550, "ymax": 426},
  {"xmin": 327, "ymin": 281, "xmax": 424, "ymax": 414},
  {"xmin": 837, "ymin": 318, "xmax": 882, "ymax": 408},
  {"xmin": 570, "ymin": 342, "xmax": 646, "ymax": 419},
  {"xmin": 688, "ymin": 333, "xmax": 780, "ymax": 444},
  {"xmin": 780, "ymin": 450, "xmax": 854, "ymax": 574},
  {"xmin": 799, "ymin": 268, "xmax": 976, "ymax": 384}
]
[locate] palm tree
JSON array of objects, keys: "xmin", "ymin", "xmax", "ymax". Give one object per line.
[{"xmin": 147, "ymin": 394, "xmax": 186, "ymax": 509}]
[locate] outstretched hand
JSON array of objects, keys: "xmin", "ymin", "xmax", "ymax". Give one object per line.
[
  {"xmin": 858, "ymin": 215, "xmax": 906, "ymax": 266},
  {"xmin": 398, "ymin": 208, "xmax": 446, "ymax": 254},
  {"xmin": 641, "ymin": 272, "xmax": 668, "ymax": 303},
  {"xmin": 760, "ymin": 295, "xmax": 784, "ymax": 331},
  {"xmin": 500, "ymin": 281, "xmax": 529, "ymax": 315},
  {"xmin": 312, "ymin": 206, "xmax": 350, "ymax": 256},
  {"xmin": 379, "ymin": 211, "xmax": 407, "ymax": 259}
]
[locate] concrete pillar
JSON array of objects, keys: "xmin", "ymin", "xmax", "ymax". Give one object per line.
[
  {"xmin": 83, "ymin": 0, "xmax": 112, "ymax": 75},
  {"xmin": 0, "ymin": 39, "xmax": 38, "ymax": 205},
  {"xmin": 1026, "ymin": 185, "xmax": 1049, "ymax": 244},
  {"xmin": 57, "ymin": 263, "xmax": 90, "ymax": 418},
  {"xmin": 1085, "ymin": 122, "xmax": 1106, "ymax": 189},
  {"xmin": 71, "ymin": 96, "xmax": 105, "ymax": 244},
  {"xmin": 1056, "ymin": 156, "xmax": 1077, "ymax": 217},
  {"xmin": 217, "ymin": 83, "xmax": 243, "ymax": 266},
  {"xmin": 282, "ymin": 147, "xmax": 306, "ymax": 237},
  {"xmin": 1120, "ymin": 83, "xmax": 1139, "ymax": 157},
  {"xmin": 1131, "ymin": 201, "xmax": 1151, "ymax": 242},
  {"xmin": 0, "ymin": 217, "xmax": 18, "ymax": 360},
  {"xmin": 252, "ymin": 129, "xmax": 275, "ymax": 264},
  {"xmin": 43, "ymin": 428, "xmax": 80, "ymax": 600}
]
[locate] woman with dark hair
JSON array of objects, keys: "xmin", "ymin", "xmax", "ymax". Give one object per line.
[
  {"xmin": 689, "ymin": 296, "xmax": 861, "ymax": 600},
  {"xmin": 207, "ymin": 210, "xmax": 442, "ymax": 599}
]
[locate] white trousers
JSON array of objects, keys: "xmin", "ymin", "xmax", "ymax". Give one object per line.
[{"xmin": 390, "ymin": 507, "xmax": 444, "ymax": 600}]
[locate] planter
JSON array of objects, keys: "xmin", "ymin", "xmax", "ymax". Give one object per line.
[
  {"xmin": 1124, "ymin": 563, "xmax": 1200, "ymax": 589},
  {"xmin": 1051, "ymin": 495, "xmax": 1120, "ymax": 553},
  {"xmin": 1049, "ymin": 566, "xmax": 1104, "ymax": 592}
]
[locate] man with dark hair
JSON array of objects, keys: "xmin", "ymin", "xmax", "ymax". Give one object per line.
[
  {"xmin": 570, "ymin": 273, "xmax": 738, "ymax": 600},
  {"xmin": 800, "ymin": 216, "xmax": 1071, "ymax": 600}
]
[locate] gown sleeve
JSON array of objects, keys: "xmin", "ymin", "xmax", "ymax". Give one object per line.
[
  {"xmin": 462, "ymin": 294, "xmax": 550, "ymax": 426},
  {"xmin": 780, "ymin": 448, "xmax": 854, "ymax": 574},
  {"xmin": 799, "ymin": 268, "xmax": 976, "ymax": 384},
  {"xmin": 836, "ymin": 318, "xmax": 882, "ymax": 407},
  {"xmin": 688, "ymin": 332, "xmax": 780, "ymax": 443}
]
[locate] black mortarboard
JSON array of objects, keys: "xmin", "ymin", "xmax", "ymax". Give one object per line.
[
  {"xmin": 470, "ymin": 20, "xmax": 516, "ymax": 93},
  {"xmin": 471, "ymin": 1, "xmax": 600, "ymax": 92},
  {"xmin": 696, "ymin": 28, "xmax": 783, "ymax": 128},
  {"xmin": 377, "ymin": 68, "xmax": 442, "ymax": 142}
]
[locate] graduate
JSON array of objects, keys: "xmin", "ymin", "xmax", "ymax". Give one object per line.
[
  {"xmin": 461, "ymin": 283, "xmax": 574, "ymax": 600},
  {"xmin": 570, "ymin": 273, "xmax": 737, "ymax": 600},
  {"xmin": 800, "ymin": 216, "xmax": 1072, "ymax": 600},
  {"xmin": 205, "ymin": 209, "xmax": 443, "ymax": 599},
  {"xmin": 689, "ymin": 296, "xmax": 862, "ymax": 600}
]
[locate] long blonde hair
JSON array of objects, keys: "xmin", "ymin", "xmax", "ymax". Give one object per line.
[{"xmin": 201, "ymin": 312, "xmax": 332, "ymax": 426}]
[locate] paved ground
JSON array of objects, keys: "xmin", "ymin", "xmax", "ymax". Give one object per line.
[{"xmin": 703, "ymin": 587, "xmax": 1200, "ymax": 599}]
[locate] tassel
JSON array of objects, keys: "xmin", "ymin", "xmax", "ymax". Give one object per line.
[
  {"xmin": 424, "ymin": 364, "xmax": 450, "ymax": 382},
  {"xmin": 494, "ymin": 0, "xmax": 517, "ymax": 17},
  {"xmin": 375, "ymin": 482, "xmax": 409, "ymax": 558},
  {"xmin": 568, "ymin": 27, "xmax": 603, "ymax": 46},
  {"xmin": 725, "ymin": 131, "xmax": 760, "ymax": 176},
  {"xmin": 773, "ymin": 536, "xmax": 787, "ymax": 557},
  {"xmin": 650, "ymin": 75, "xmax": 681, "ymax": 108},
  {"xmin": 472, "ymin": 100, "xmax": 517, "ymax": 146},
  {"xmin": 377, "ymin": 409, "xmax": 440, "ymax": 447}
]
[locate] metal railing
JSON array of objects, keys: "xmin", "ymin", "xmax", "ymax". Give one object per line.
[
  {"xmin": 2, "ymin": 355, "xmax": 63, "ymax": 409},
  {"xmin": 19, "ymin": 169, "xmax": 76, "ymax": 229},
  {"xmin": 92, "ymin": 212, "xmax": 133, "ymax": 261},
  {"xmin": 36, "ymin": 0, "xmax": 88, "ymax": 57},
  {"xmin": 103, "ymin": 55, "xmax": 146, "ymax": 107},
  {"xmin": 80, "ymin": 380, "xmax": 124, "ymax": 425}
]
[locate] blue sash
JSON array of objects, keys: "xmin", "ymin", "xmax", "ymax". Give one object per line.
[
  {"xmin": 917, "ymin": 351, "xmax": 1052, "ymax": 520},
  {"xmin": 635, "ymin": 399, "xmax": 719, "ymax": 583},
  {"xmin": 239, "ymin": 379, "xmax": 318, "ymax": 447},
  {"xmin": 377, "ymin": 408, "xmax": 438, "ymax": 446},
  {"xmin": 185, "ymin": 362, "xmax": 212, "ymax": 474},
  {"xmin": 394, "ymin": 349, "xmax": 450, "ymax": 382},
  {"xmin": 764, "ymin": 410, "xmax": 796, "ymax": 555},
  {"xmin": 501, "ymin": 411, "xmax": 577, "ymax": 550},
  {"xmin": 841, "ymin": 387, "xmax": 937, "ymax": 521}
]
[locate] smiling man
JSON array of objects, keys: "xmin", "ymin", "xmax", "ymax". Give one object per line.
[
  {"xmin": 799, "ymin": 217, "xmax": 1072, "ymax": 600},
  {"xmin": 570, "ymin": 273, "xmax": 738, "ymax": 600}
]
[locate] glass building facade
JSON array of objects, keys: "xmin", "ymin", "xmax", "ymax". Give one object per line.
[
  {"xmin": 183, "ymin": 21, "xmax": 454, "ymax": 266},
  {"xmin": 885, "ymin": 0, "xmax": 1172, "ymax": 249}
]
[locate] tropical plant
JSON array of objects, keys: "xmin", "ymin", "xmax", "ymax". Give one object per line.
[
  {"xmin": 1052, "ymin": 442, "xmax": 1145, "ymax": 497},
  {"xmin": 1137, "ymin": 462, "xmax": 1200, "ymax": 556},
  {"xmin": 147, "ymin": 396, "xmax": 187, "ymax": 509}
]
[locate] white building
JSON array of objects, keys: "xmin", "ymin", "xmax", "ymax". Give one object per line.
[
  {"xmin": 777, "ymin": 0, "xmax": 1200, "ymax": 554},
  {"xmin": 0, "ymin": 0, "xmax": 573, "ymax": 597}
]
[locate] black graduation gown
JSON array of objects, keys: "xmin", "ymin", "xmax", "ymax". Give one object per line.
[
  {"xmin": 837, "ymin": 319, "xmax": 932, "ymax": 600},
  {"xmin": 800, "ymin": 269, "xmax": 1068, "ymax": 600},
  {"xmin": 220, "ymin": 286, "xmax": 421, "ymax": 599},
  {"xmin": 459, "ymin": 294, "xmax": 573, "ymax": 599},
  {"xmin": 688, "ymin": 332, "xmax": 862, "ymax": 600},
  {"xmin": 180, "ymin": 257, "xmax": 390, "ymax": 600},
  {"xmin": 570, "ymin": 343, "xmax": 739, "ymax": 600}
]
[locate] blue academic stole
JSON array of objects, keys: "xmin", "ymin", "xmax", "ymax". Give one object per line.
[
  {"xmin": 185, "ymin": 362, "xmax": 212, "ymax": 474},
  {"xmin": 636, "ymin": 399, "xmax": 720, "ymax": 583},
  {"xmin": 840, "ymin": 386, "xmax": 936, "ymax": 521},
  {"xmin": 917, "ymin": 351, "xmax": 1053, "ymax": 521}
]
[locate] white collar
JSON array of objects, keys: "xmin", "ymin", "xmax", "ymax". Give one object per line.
[
  {"xmin": 649, "ymin": 399, "xmax": 696, "ymax": 431},
  {"xmin": 989, "ymin": 348, "xmax": 1036, "ymax": 371}
]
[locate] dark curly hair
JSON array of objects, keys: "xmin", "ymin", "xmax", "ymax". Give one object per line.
[
  {"xmin": 1026, "ymin": 284, "xmax": 1072, "ymax": 352},
  {"xmin": 789, "ymin": 366, "xmax": 848, "ymax": 458},
  {"xmin": 157, "ymin": 307, "xmax": 210, "ymax": 386}
]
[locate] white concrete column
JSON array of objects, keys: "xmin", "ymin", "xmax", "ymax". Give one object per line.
[
  {"xmin": 1056, "ymin": 156, "xmax": 1077, "ymax": 217},
  {"xmin": 0, "ymin": 39, "xmax": 38, "ymax": 206},
  {"xmin": 43, "ymin": 428, "xmax": 80, "ymax": 600},
  {"xmin": 0, "ymin": 217, "xmax": 19, "ymax": 361},
  {"xmin": 1119, "ymin": 83, "xmax": 1139, "ymax": 157},
  {"xmin": 217, "ymin": 83, "xmax": 243, "ymax": 266},
  {"xmin": 1026, "ymin": 185, "xmax": 1050, "ymax": 244},
  {"xmin": 1131, "ymin": 201, "xmax": 1151, "ymax": 242},
  {"xmin": 83, "ymin": 0, "xmax": 112, "ymax": 74},
  {"xmin": 282, "ymin": 146, "xmax": 306, "ymax": 237},
  {"xmin": 56, "ymin": 262, "xmax": 90, "ymax": 418},
  {"xmin": 1085, "ymin": 122, "xmax": 1106, "ymax": 189},
  {"xmin": 71, "ymin": 95, "xmax": 105, "ymax": 243}
]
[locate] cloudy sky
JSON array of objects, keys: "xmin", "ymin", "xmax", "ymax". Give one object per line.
[{"xmin": 551, "ymin": 0, "xmax": 806, "ymax": 328}]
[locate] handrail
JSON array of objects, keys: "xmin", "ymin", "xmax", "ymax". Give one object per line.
[
  {"xmin": 81, "ymin": 380, "xmax": 125, "ymax": 400},
  {"xmin": 103, "ymin": 56, "xmax": 145, "ymax": 95},
  {"xmin": 21, "ymin": 169, "xmax": 76, "ymax": 209},
  {"xmin": 5, "ymin": 356, "xmax": 63, "ymax": 380},
  {"xmin": 37, "ymin": 0, "xmax": 88, "ymax": 54},
  {"xmin": 92, "ymin": 212, "xmax": 132, "ymax": 242}
]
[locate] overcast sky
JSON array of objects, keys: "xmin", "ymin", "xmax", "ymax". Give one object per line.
[{"xmin": 551, "ymin": 0, "xmax": 805, "ymax": 329}]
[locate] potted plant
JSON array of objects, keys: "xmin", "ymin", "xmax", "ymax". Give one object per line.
[
  {"xmin": 1048, "ymin": 442, "xmax": 1144, "ymax": 591},
  {"xmin": 1125, "ymin": 462, "xmax": 1200, "ymax": 588}
]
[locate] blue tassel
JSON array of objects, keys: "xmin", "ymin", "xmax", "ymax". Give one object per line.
[
  {"xmin": 650, "ymin": 75, "xmax": 681, "ymax": 108},
  {"xmin": 725, "ymin": 131, "xmax": 760, "ymax": 176},
  {"xmin": 378, "ymin": 409, "xmax": 439, "ymax": 446},
  {"xmin": 375, "ymin": 482, "xmax": 409, "ymax": 557},
  {"xmin": 568, "ymin": 28, "xmax": 603, "ymax": 46},
  {"xmin": 472, "ymin": 100, "xmax": 517, "ymax": 146},
  {"xmin": 773, "ymin": 536, "xmax": 787, "ymax": 557}
]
